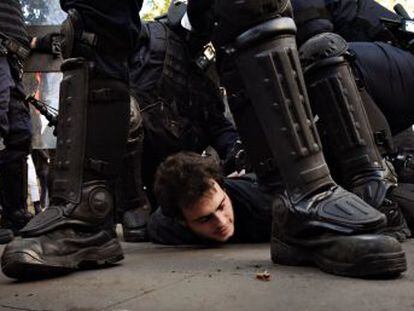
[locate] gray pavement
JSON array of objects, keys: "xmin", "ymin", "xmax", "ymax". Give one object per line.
[{"xmin": 0, "ymin": 241, "xmax": 413, "ymax": 311}]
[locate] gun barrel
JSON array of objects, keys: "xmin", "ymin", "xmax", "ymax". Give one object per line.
[
  {"xmin": 26, "ymin": 96, "xmax": 58, "ymax": 127},
  {"xmin": 394, "ymin": 4, "xmax": 411, "ymax": 19}
]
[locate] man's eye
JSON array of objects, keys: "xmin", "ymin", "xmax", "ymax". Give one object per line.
[
  {"xmin": 217, "ymin": 204, "xmax": 224, "ymax": 211},
  {"xmin": 198, "ymin": 217, "xmax": 211, "ymax": 224}
]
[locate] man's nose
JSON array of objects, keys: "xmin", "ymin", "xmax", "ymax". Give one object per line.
[{"xmin": 215, "ymin": 211, "xmax": 227, "ymax": 226}]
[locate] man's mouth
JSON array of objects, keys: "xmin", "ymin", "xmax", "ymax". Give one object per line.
[{"xmin": 216, "ymin": 225, "xmax": 230, "ymax": 237}]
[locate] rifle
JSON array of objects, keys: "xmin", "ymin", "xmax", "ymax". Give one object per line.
[{"xmin": 25, "ymin": 95, "xmax": 58, "ymax": 130}]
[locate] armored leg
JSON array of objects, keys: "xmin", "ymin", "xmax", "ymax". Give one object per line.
[
  {"xmin": 215, "ymin": 1, "xmax": 406, "ymax": 277},
  {"xmin": 299, "ymin": 33, "xmax": 410, "ymax": 241},
  {"xmin": 117, "ymin": 96, "xmax": 150, "ymax": 243},
  {"xmin": 1, "ymin": 7, "xmax": 133, "ymax": 279},
  {"xmin": 0, "ymin": 53, "xmax": 33, "ymax": 244}
]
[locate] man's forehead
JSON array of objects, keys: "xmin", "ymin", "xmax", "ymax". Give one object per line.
[{"xmin": 186, "ymin": 184, "xmax": 225, "ymax": 218}]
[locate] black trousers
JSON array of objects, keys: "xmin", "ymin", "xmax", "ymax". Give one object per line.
[
  {"xmin": 60, "ymin": 0, "xmax": 142, "ymax": 80},
  {"xmin": 0, "ymin": 57, "xmax": 31, "ymax": 165},
  {"xmin": 350, "ymin": 42, "xmax": 414, "ymax": 135}
]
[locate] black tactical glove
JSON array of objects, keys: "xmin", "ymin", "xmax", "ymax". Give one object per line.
[
  {"xmin": 32, "ymin": 33, "xmax": 61, "ymax": 56},
  {"xmin": 222, "ymin": 140, "xmax": 249, "ymax": 175}
]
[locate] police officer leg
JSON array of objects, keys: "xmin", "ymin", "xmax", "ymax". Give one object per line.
[
  {"xmin": 300, "ymin": 33, "xmax": 411, "ymax": 241},
  {"xmin": 0, "ymin": 58, "xmax": 32, "ymax": 244},
  {"xmin": 349, "ymin": 42, "xmax": 414, "ymax": 184},
  {"xmin": 118, "ymin": 96, "xmax": 150, "ymax": 243},
  {"xmin": 210, "ymin": 0, "xmax": 406, "ymax": 277},
  {"xmin": 1, "ymin": 5, "xmax": 139, "ymax": 279}
]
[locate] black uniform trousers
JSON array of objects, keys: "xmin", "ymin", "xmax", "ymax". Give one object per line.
[{"xmin": 0, "ymin": 57, "xmax": 31, "ymax": 166}]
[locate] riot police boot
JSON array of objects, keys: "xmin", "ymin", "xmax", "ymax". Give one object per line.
[
  {"xmin": 121, "ymin": 204, "xmax": 150, "ymax": 242},
  {"xmin": 300, "ymin": 33, "xmax": 411, "ymax": 241},
  {"xmin": 118, "ymin": 96, "xmax": 150, "ymax": 243},
  {"xmin": 0, "ymin": 157, "xmax": 33, "ymax": 234},
  {"xmin": 1, "ymin": 56, "xmax": 130, "ymax": 279},
  {"xmin": 219, "ymin": 14, "xmax": 406, "ymax": 277}
]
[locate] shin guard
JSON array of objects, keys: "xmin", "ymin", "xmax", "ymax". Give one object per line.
[
  {"xmin": 300, "ymin": 33, "xmax": 393, "ymax": 208},
  {"xmin": 222, "ymin": 18, "xmax": 385, "ymax": 234},
  {"xmin": 230, "ymin": 18, "xmax": 334, "ymax": 202},
  {"xmin": 21, "ymin": 58, "xmax": 130, "ymax": 236}
]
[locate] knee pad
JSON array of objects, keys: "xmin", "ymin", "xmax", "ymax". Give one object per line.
[{"xmin": 299, "ymin": 32, "xmax": 349, "ymax": 70}]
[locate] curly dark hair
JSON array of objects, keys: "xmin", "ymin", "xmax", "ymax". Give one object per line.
[{"xmin": 154, "ymin": 152, "xmax": 223, "ymax": 217}]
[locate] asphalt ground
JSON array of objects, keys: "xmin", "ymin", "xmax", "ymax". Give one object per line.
[{"xmin": 0, "ymin": 239, "xmax": 413, "ymax": 311}]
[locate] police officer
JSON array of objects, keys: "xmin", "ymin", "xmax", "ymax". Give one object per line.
[
  {"xmin": 0, "ymin": 0, "xmax": 34, "ymax": 244},
  {"xmin": 292, "ymin": 0, "xmax": 414, "ymax": 232},
  {"xmin": 2, "ymin": 0, "xmax": 142, "ymax": 279},
  {"xmin": 120, "ymin": 1, "xmax": 241, "ymax": 242},
  {"xmin": 187, "ymin": 0, "xmax": 408, "ymax": 278},
  {"xmin": 291, "ymin": 0, "xmax": 414, "ymax": 136}
]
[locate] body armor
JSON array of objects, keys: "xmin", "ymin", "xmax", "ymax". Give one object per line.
[{"xmin": 130, "ymin": 20, "xmax": 237, "ymax": 191}]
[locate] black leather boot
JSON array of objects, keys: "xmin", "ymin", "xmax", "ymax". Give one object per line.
[
  {"xmin": 300, "ymin": 33, "xmax": 411, "ymax": 242},
  {"xmin": 219, "ymin": 11, "xmax": 406, "ymax": 277}
]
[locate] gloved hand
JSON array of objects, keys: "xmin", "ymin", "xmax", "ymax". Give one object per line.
[
  {"xmin": 31, "ymin": 33, "xmax": 61, "ymax": 56},
  {"xmin": 222, "ymin": 140, "xmax": 249, "ymax": 175}
]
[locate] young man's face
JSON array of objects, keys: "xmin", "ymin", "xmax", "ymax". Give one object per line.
[{"xmin": 182, "ymin": 180, "xmax": 235, "ymax": 242}]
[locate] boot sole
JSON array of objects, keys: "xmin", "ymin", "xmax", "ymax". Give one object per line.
[
  {"xmin": 123, "ymin": 229, "xmax": 148, "ymax": 243},
  {"xmin": 2, "ymin": 239, "xmax": 124, "ymax": 280},
  {"xmin": 271, "ymin": 238, "xmax": 407, "ymax": 278}
]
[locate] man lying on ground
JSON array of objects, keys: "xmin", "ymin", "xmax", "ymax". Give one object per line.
[{"xmin": 148, "ymin": 152, "xmax": 272, "ymax": 245}]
